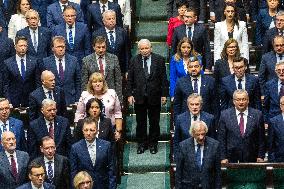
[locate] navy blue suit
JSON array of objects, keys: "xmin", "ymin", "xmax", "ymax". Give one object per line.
[
  {"xmin": 0, "ymin": 0, "xmax": 16, "ymax": 27},
  {"xmin": 0, "ymin": 31, "xmax": 15, "ymax": 72},
  {"xmin": 175, "ymin": 137, "xmax": 221, "ymax": 189},
  {"xmin": 258, "ymin": 51, "xmax": 278, "ymax": 94},
  {"xmin": 79, "ymin": 0, "xmax": 91, "ymax": 22},
  {"xmin": 70, "ymin": 138, "xmax": 116, "ymax": 189},
  {"xmin": 52, "ymin": 22, "xmax": 91, "ymax": 66},
  {"xmin": 47, "ymin": 1, "xmax": 84, "ymax": 29},
  {"xmin": 16, "ymin": 26, "xmax": 52, "ymax": 61},
  {"xmin": 92, "ymin": 26, "xmax": 130, "ymax": 73},
  {"xmin": 263, "ymin": 78, "xmax": 282, "ymax": 123},
  {"xmin": 0, "ymin": 117, "xmax": 26, "ymax": 152},
  {"xmin": 173, "ymin": 74, "xmax": 216, "ymax": 119},
  {"xmin": 40, "ymin": 54, "xmax": 81, "ymax": 105},
  {"xmin": 255, "ymin": 9, "xmax": 275, "ymax": 46},
  {"xmin": 3, "ymin": 55, "xmax": 40, "ymax": 107},
  {"xmin": 28, "ymin": 115, "xmax": 72, "ymax": 159},
  {"xmin": 173, "ymin": 111, "xmax": 216, "ymax": 159},
  {"xmin": 218, "ymin": 107, "xmax": 265, "ymax": 162},
  {"xmin": 220, "ymin": 74, "xmax": 262, "ymax": 111},
  {"xmin": 29, "ymin": 86, "xmax": 67, "ymax": 121},
  {"xmin": 262, "ymin": 27, "xmax": 278, "ymax": 53},
  {"xmin": 171, "ymin": 24, "xmax": 212, "ymax": 70},
  {"xmin": 31, "ymin": 0, "xmax": 56, "ymax": 27},
  {"xmin": 87, "ymin": 2, "xmax": 123, "ymax": 32},
  {"xmin": 16, "ymin": 182, "xmax": 55, "ymax": 189}
]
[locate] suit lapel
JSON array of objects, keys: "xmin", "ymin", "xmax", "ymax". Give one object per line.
[
  {"xmin": 0, "ymin": 152, "xmax": 14, "ymax": 178},
  {"xmin": 221, "ymin": 21, "xmax": 229, "ymax": 41},
  {"xmin": 82, "ymin": 140, "xmax": 95, "ymax": 168},
  {"xmin": 229, "ymin": 75, "xmax": 237, "ymax": 94},
  {"xmin": 10, "ymin": 58, "xmax": 22, "ymax": 80},
  {"xmin": 230, "ymin": 108, "xmax": 242, "ymax": 137},
  {"xmin": 200, "ymin": 75, "xmax": 206, "ymax": 97},
  {"xmin": 202, "ymin": 139, "xmax": 211, "ymax": 170},
  {"xmin": 244, "ymin": 109, "xmax": 254, "ymax": 137},
  {"xmin": 54, "ymin": 117, "xmax": 61, "ymax": 145},
  {"xmin": 104, "ymin": 54, "xmax": 110, "ymax": 77},
  {"xmin": 148, "ymin": 54, "xmax": 156, "ymax": 78},
  {"xmin": 245, "ymin": 75, "xmax": 252, "ymax": 93},
  {"xmin": 53, "ymin": 155, "xmax": 60, "ymax": 181}
]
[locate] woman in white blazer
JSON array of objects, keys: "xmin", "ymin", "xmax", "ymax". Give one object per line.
[{"xmin": 214, "ymin": 2, "xmax": 249, "ymax": 63}]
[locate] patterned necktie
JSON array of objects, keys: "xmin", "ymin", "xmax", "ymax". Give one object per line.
[
  {"xmin": 98, "ymin": 56, "xmax": 104, "ymax": 75},
  {"xmin": 187, "ymin": 26, "xmax": 192, "ymax": 39},
  {"xmin": 58, "ymin": 59, "xmax": 64, "ymax": 81},
  {"xmin": 280, "ymin": 82, "xmax": 284, "ymax": 97},
  {"xmin": 20, "ymin": 59, "xmax": 25, "ymax": 80},
  {"xmin": 102, "ymin": 4, "xmax": 106, "ymax": 13},
  {"xmin": 49, "ymin": 122, "xmax": 54, "ymax": 138},
  {"xmin": 109, "ymin": 31, "xmax": 115, "ymax": 49},
  {"xmin": 143, "ymin": 57, "xmax": 149, "ymax": 77},
  {"xmin": 237, "ymin": 79, "xmax": 242, "ymax": 89},
  {"xmin": 193, "ymin": 78, "xmax": 198, "ymax": 93},
  {"xmin": 10, "ymin": 155, "xmax": 18, "ymax": 180},
  {"xmin": 48, "ymin": 91, "xmax": 53, "ymax": 99},
  {"xmin": 33, "ymin": 30, "xmax": 37, "ymax": 51},
  {"xmin": 3, "ymin": 122, "xmax": 7, "ymax": 132},
  {"xmin": 280, "ymin": 54, "xmax": 283, "ymax": 61},
  {"xmin": 47, "ymin": 161, "xmax": 53, "ymax": 183},
  {"xmin": 196, "ymin": 144, "xmax": 202, "ymax": 169},
  {"xmin": 68, "ymin": 26, "xmax": 74, "ymax": 50},
  {"xmin": 239, "ymin": 112, "xmax": 244, "ymax": 136}
]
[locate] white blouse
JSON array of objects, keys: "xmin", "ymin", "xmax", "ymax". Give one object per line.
[{"xmin": 8, "ymin": 14, "xmax": 28, "ymax": 43}]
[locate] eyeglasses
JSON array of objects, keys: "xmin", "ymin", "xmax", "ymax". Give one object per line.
[
  {"xmin": 0, "ymin": 107, "xmax": 10, "ymax": 112},
  {"xmin": 276, "ymin": 69, "xmax": 284, "ymax": 73}
]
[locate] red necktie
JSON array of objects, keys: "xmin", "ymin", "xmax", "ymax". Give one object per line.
[
  {"xmin": 49, "ymin": 122, "xmax": 54, "ymax": 138},
  {"xmin": 10, "ymin": 155, "xmax": 18, "ymax": 180},
  {"xmin": 98, "ymin": 56, "xmax": 104, "ymax": 76},
  {"xmin": 239, "ymin": 113, "xmax": 244, "ymax": 136}
]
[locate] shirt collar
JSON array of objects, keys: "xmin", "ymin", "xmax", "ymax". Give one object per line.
[
  {"xmin": 44, "ymin": 118, "xmax": 54, "ymax": 126},
  {"xmin": 95, "ymin": 53, "xmax": 105, "ymax": 60},
  {"xmin": 16, "ymin": 54, "xmax": 26, "ymax": 62},
  {"xmin": 86, "ymin": 138, "xmax": 96, "ymax": 147},
  {"xmin": 31, "ymin": 182, "xmax": 43, "ymax": 189},
  {"xmin": 99, "ymin": 1, "xmax": 108, "ymax": 7},
  {"xmin": 42, "ymin": 86, "xmax": 52, "ymax": 93},
  {"xmin": 105, "ymin": 27, "xmax": 115, "ymax": 33},
  {"xmin": 59, "ymin": 1, "xmax": 68, "ymax": 7},
  {"xmin": 66, "ymin": 23, "xmax": 75, "ymax": 29},
  {"xmin": 191, "ymin": 75, "xmax": 201, "ymax": 81},
  {"xmin": 235, "ymin": 108, "xmax": 248, "ymax": 116},
  {"xmin": 44, "ymin": 156, "xmax": 54, "ymax": 163},
  {"xmin": 194, "ymin": 139, "xmax": 203, "ymax": 147},
  {"xmin": 29, "ymin": 27, "xmax": 38, "ymax": 33},
  {"xmin": 5, "ymin": 150, "xmax": 16, "ymax": 158},
  {"xmin": 234, "ymin": 75, "xmax": 246, "ymax": 81},
  {"xmin": 0, "ymin": 119, "xmax": 9, "ymax": 126}
]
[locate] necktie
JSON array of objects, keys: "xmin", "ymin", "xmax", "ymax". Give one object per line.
[
  {"xmin": 239, "ymin": 112, "xmax": 244, "ymax": 136},
  {"xmin": 10, "ymin": 155, "xmax": 18, "ymax": 180},
  {"xmin": 193, "ymin": 115, "xmax": 197, "ymax": 121},
  {"xmin": 68, "ymin": 26, "xmax": 74, "ymax": 50},
  {"xmin": 109, "ymin": 31, "xmax": 115, "ymax": 49},
  {"xmin": 58, "ymin": 59, "xmax": 64, "ymax": 81},
  {"xmin": 280, "ymin": 82, "xmax": 284, "ymax": 97},
  {"xmin": 187, "ymin": 26, "xmax": 192, "ymax": 39},
  {"xmin": 49, "ymin": 122, "xmax": 54, "ymax": 138},
  {"xmin": 48, "ymin": 91, "xmax": 53, "ymax": 99},
  {"xmin": 280, "ymin": 54, "xmax": 283, "ymax": 60},
  {"xmin": 98, "ymin": 56, "xmax": 104, "ymax": 75},
  {"xmin": 196, "ymin": 144, "xmax": 202, "ymax": 169},
  {"xmin": 33, "ymin": 30, "xmax": 37, "ymax": 51},
  {"xmin": 20, "ymin": 59, "xmax": 25, "ymax": 80},
  {"xmin": 62, "ymin": 4, "xmax": 67, "ymax": 12},
  {"xmin": 102, "ymin": 4, "xmax": 106, "ymax": 13},
  {"xmin": 193, "ymin": 78, "xmax": 198, "ymax": 93},
  {"xmin": 47, "ymin": 161, "xmax": 53, "ymax": 183},
  {"xmin": 89, "ymin": 144, "xmax": 96, "ymax": 166},
  {"xmin": 3, "ymin": 122, "xmax": 7, "ymax": 132},
  {"xmin": 237, "ymin": 79, "xmax": 242, "ymax": 89},
  {"xmin": 143, "ymin": 57, "xmax": 149, "ymax": 77}
]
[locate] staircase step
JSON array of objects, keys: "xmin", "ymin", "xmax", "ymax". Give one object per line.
[
  {"xmin": 136, "ymin": 0, "xmax": 168, "ymax": 21},
  {"xmin": 135, "ymin": 22, "xmax": 168, "ymax": 42}
]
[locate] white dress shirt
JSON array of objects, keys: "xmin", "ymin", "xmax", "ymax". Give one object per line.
[
  {"xmin": 95, "ymin": 54, "xmax": 106, "ymax": 74},
  {"xmin": 186, "ymin": 24, "xmax": 194, "ymax": 40},
  {"xmin": 44, "ymin": 156, "xmax": 54, "ymax": 178},
  {"xmin": 235, "ymin": 108, "xmax": 248, "ymax": 133},
  {"xmin": 45, "ymin": 119, "xmax": 54, "ymax": 132},
  {"xmin": 0, "ymin": 120, "xmax": 9, "ymax": 132},
  {"xmin": 31, "ymin": 182, "xmax": 44, "ymax": 189},
  {"xmin": 29, "ymin": 28, "xmax": 39, "ymax": 49},
  {"xmin": 105, "ymin": 27, "xmax": 116, "ymax": 45},
  {"xmin": 190, "ymin": 113, "xmax": 200, "ymax": 126},
  {"xmin": 142, "ymin": 55, "xmax": 152, "ymax": 74},
  {"xmin": 66, "ymin": 24, "xmax": 75, "ymax": 44},
  {"xmin": 59, "ymin": 2, "xmax": 68, "ymax": 12},
  {"xmin": 5, "ymin": 150, "xmax": 18, "ymax": 171},
  {"xmin": 87, "ymin": 139, "xmax": 96, "ymax": 166},
  {"xmin": 42, "ymin": 86, "xmax": 54, "ymax": 100},
  {"xmin": 55, "ymin": 56, "xmax": 66, "ymax": 72},
  {"xmin": 99, "ymin": 2, "xmax": 108, "ymax": 13}
]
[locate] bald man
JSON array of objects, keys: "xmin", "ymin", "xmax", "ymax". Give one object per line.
[
  {"xmin": 29, "ymin": 70, "xmax": 67, "ymax": 121},
  {"xmin": 0, "ymin": 131, "xmax": 29, "ymax": 189}
]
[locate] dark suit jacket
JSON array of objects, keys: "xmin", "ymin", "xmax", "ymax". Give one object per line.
[
  {"xmin": 126, "ymin": 53, "xmax": 169, "ymax": 105},
  {"xmin": 79, "ymin": 0, "xmax": 91, "ymax": 22},
  {"xmin": 16, "ymin": 26, "xmax": 52, "ymax": 61},
  {"xmin": 52, "ymin": 22, "xmax": 91, "ymax": 66},
  {"xmin": 0, "ymin": 150, "xmax": 29, "ymax": 189},
  {"xmin": 40, "ymin": 54, "xmax": 81, "ymax": 105},
  {"xmin": 220, "ymin": 74, "xmax": 262, "ymax": 110},
  {"xmin": 28, "ymin": 116, "xmax": 72, "ymax": 159},
  {"xmin": 0, "ymin": 0, "xmax": 16, "ymax": 26},
  {"xmin": 92, "ymin": 26, "xmax": 130, "ymax": 73},
  {"xmin": 0, "ymin": 32, "xmax": 15, "ymax": 72},
  {"xmin": 171, "ymin": 24, "xmax": 212, "ymax": 70},
  {"xmin": 30, "ymin": 0, "xmax": 56, "ymax": 27},
  {"xmin": 255, "ymin": 9, "xmax": 275, "ymax": 46},
  {"xmin": 258, "ymin": 51, "xmax": 278, "ymax": 94},
  {"xmin": 263, "ymin": 78, "xmax": 282, "ymax": 123},
  {"xmin": 0, "ymin": 117, "xmax": 26, "ymax": 152},
  {"xmin": 218, "ymin": 107, "xmax": 265, "ymax": 162},
  {"xmin": 173, "ymin": 111, "xmax": 216, "ymax": 159},
  {"xmin": 69, "ymin": 138, "xmax": 116, "ymax": 189},
  {"xmin": 46, "ymin": 1, "xmax": 84, "ymax": 29},
  {"xmin": 173, "ymin": 74, "xmax": 216, "ymax": 119},
  {"xmin": 87, "ymin": 2, "xmax": 123, "ymax": 32},
  {"xmin": 263, "ymin": 27, "xmax": 278, "ymax": 53},
  {"xmin": 29, "ymin": 86, "xmax": 67, "ymax": 121},
  {"xmin": 73, "ymin": 117, "xmax": 114, "ymax": 143},
  {"xmin": 16, "ymin": 182, "xmax": 55, "ymax": 189},
  {"xmin": 3, "ymin": 55, "xmax": 40, "ymax": 107},
  {"xmin": 175, "ymin": 137, "xmax": 221, "ymax": 189},
  {"xmin": 33, "ymin": 154, "xmax": 70, "ymax": 189}
]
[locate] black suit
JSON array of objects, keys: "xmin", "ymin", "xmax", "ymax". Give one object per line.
[
  {"xmin": 32, "ymin": 154, "xmax": 70, "ymax": 189},
  {"xmin": 126, "ymin": 53, "xmax": 169, "ymax": 145},
  {"xmin": 171, "ymin": 24, "xmax": 212, "ymax": 70}
]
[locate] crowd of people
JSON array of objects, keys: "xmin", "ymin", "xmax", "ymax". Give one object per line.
[{"xmin": 0, "ymin": 0, "xmax": 284, "ymax": 188}]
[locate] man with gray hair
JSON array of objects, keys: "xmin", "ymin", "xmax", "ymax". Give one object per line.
[
  {"xmin": 218, "ymin": 89, "xmax": 265, "ymax": 163},
  {"xmin": 28, "ymin": 98, "xmax": 72, "ymax": 160},
  {"xmin": 127, "ymin": 39, "xmax": 169, "ymax": 154},
  {"xmin": 175, "ymin": 121, "xmax": 221, "ymax": 189}
]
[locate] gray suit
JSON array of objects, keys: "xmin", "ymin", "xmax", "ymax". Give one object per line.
[
  {"xmin": 0, "ymin": 150, "xmax": 29, "ymax": 189},
  {"xmin": 81, "ymin": 52, "xmax": 122, "ymax": 102}
]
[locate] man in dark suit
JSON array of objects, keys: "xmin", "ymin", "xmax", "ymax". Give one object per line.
[
  {"xmin": 175, "ymin": 121, "xmax": 221, "ymax": 189},
  {"xmin": 33, "ymin": 136, "xmax": 70, "ymax": 189},
  {"xmin": 16, "ymin": 9, "xmax": 52, "ymax": 61},
  {"xmin": 92, "ymin": 9, "xmax": 129, "ymax": 74},
  {"xmin": 0, "ymin": 131, "xmax": 29, "ymax": 189},
  {"xmin": 16, "ymin": 161, "xmax": 55, "ymax": 189},
  {"xmin": 218, "ymin": 89, "xmax": 265, "ymax": 163},
  {"xmin": 52, "ymin": 5, "xmax": 91, "ymax": 67},
  {"xmin": 29, "ymin": 70, "xmax": 67, "ymax": 121},
  {"xmin": 0, "ymin": 0, "xmax": 16, "ymax": 26},
  {"xmin": 263, "ymin": 11, "xmax": 284, "ymax": 53},
  {"xmin": 69, "ymin": 117, "xmax": 116, "ymax": 189},
  {"xmin": 127, "ymin": 39, "xmax": 169, "ymax": 154},
  {"xmin": 30, "ymin": 0, "xmax": 56, "ymax": 27},
  {"xmin": 174, "ymin": 56, "xmax": 216, "ymax": 120},
  {"xmin": 81, "ymin": 36, "xmax": 122, "ymax": 102},
  {"xmin": 46, "ymin": 0, "xmax": 84, "ymax": 29},
  {"xmin": 87, "ymin": 0, "xmax": 123, "ymax": 32},
  {"xmin": 259, "ymin": 35, "xmax": 284, "ymax": 96},
  {"xmin": 40, "ymin": 36, "xmax": 81, "ymax": 105},
  {"xmin": 171, "ymin": 7, "xmax": 211, "ymax": 71},
  {"xmin": 3, "ymin": 36, "xmax": 39, "ymax": 108},
  {"xmin": 0, "ymin": 26, "xmax": 14, "ymax": 72},
  {"xmin": 28, "ymin": 98, "xmax": 72, "ymax": 159},
  {"xmin": 173, "ymin": 94, "xmax": 215, "ymax": 159},
  {"xmin": 220, "ymin": 57, "xmax": 262, "ymax": 111},
  {"xmin": 0, "ymin": 98, "xmax": 26, "ymax": 151}
]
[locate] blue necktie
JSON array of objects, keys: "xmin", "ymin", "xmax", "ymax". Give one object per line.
[
  {"xmin": 20, "ymin": 59, "xmax": 25, "ymax": 80},
  {"xmin": 109, "ymin": 31, "xmax": 115, "ymax": 49},
  {"xmin": 48, "ymin": 91, "xmax": 53, "ymax": 99},
  {"xmin": 47, "ymin": 161, "xmax": 53, "ymax": 183},
  {"xmin": 193, "ymin": 78, "xmax": 198, "ymax": 93},
  {"xmin": 238, "ymin": 79, "xmax": 242, "ymax": 89},
  {"xmin": 187, "ymin": 26, "xmax": 192, "ymax": 39},
  {"xmin": 68, "ymin": 26, "xmax": 74, "ymax": 50},
  {"xmin": 196, "ymin": 144, "xmax": 202, "ymax": 169}
]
